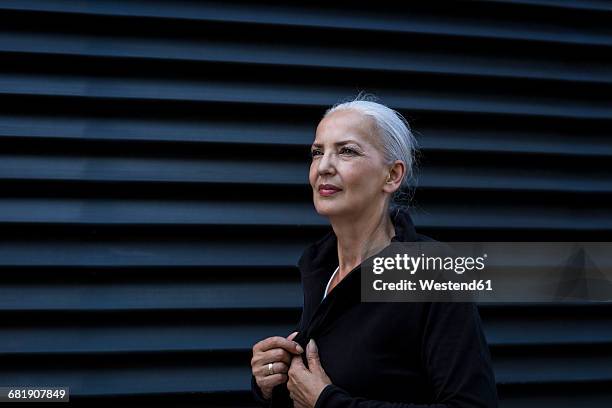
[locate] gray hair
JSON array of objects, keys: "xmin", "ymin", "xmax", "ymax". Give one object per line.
[{"xmin": 323, "ymin": 93, "xmax": 419, "ymax": 206}]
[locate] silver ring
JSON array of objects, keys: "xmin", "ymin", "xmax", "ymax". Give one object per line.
[{"xmin": 267, "ymin": 362, "xmax": 274, "ymax": 376}]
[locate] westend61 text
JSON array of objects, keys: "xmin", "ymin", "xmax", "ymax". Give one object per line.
[{"xmin": 373, "ymin": 279, "xmax": 493, "ymax": 292}]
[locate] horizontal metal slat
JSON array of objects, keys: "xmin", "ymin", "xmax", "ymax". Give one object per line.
[
  {"xmin": 0, "ymin": 323, "xmax": 295, "ymax": 355},
  {"xmin": 0, "ymin": 74, "xmax": 610, "ymax": 120},
  {"xmin": 2, "ymin": 351, "xmax": 610, "ymax": 397},
  {"xmin": 484, "ymin": 0, "xmax": 612, "ymax": 13},
  {"xmin": 484, "ymin": 316, "xmax": 612, "ymax": 346},
  {"xmin": 494, "ymin": 351, "xmax": 612, "ymax": 384},
  {"xmin": 0, "ymin": 241, "xmax": 306, "ymax": 268},
  {"xmin": 0, "ymin": 282, "xmax": 302, "ymax": 312},
  {"xmin": 0, "ymin": 199, "xmax": 610, "ymax": 231},
  {"xmin": 0, "ymin": 0, "xmax": 610, "ymax": 47},
  {"xmin": 2, "ymin": 115, "xmax": 612, "ymax": 159},
  {"xmin": 0, "ymin": 114, "xmax": 311, "ymax": 146},
  {"xmin": 1, "ymin": 156, "xmax": 610, "ymax": 194},
  {"xmin": 0, "ymin": 155, "xmax": 308, "ymax": 185},
  {"xmin": 1, "ymin": 32, "xmax": 611, "ymax": 84},
  {"xmin": 1, "ymin": 317, "xmax": 610, "ymax": 355},
  {"xmin": 0, "ymin": 359, "xmax": 250, "ymax": 395},
  {"xmin": 0, "ymin": 199, "xmax": 325, "ymax": 226},
  {"xmin": 500, "ymin": 393, "xmax": 612, "ymax": 408}
]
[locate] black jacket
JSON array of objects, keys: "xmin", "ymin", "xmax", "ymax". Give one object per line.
[{"xmin": 252, "ymin": 206, "xmax": 499, "ymax": 407}]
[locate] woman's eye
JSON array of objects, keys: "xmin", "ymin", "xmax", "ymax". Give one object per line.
[
  {"xmin": 340, "ymin": 147, "xmax": 356, "ymax": 155},
  {"xmin": 311, "ymin": 150, "xmax": 322, "ymax": 158}
]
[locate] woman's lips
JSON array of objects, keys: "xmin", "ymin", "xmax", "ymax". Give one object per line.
[
  {"xmin": 319, "ymin": 185, "xmax": 342, "ymax": 197},
  {"xmin": 319, "ymin": 187, "xmax": 342, "ymax": 196}
]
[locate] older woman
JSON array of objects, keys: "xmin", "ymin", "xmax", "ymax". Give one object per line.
[{"xmin": 250, "ymin": 97, "xmax": 498, "ymax": 407}]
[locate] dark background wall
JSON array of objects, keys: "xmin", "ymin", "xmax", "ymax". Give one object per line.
[{"xmin": 0, "ymin": 1, "xmax": 611, "ymax": 406}]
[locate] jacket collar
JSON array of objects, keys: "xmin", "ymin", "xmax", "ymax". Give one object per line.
[{"xmin": 297, "ymin": 205, "xmax": 418, "ymax": 278}]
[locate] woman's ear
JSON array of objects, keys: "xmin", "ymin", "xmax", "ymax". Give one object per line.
[{"xmin": 384, "ymin": 161, "xmax": 406, "ymax": 193}]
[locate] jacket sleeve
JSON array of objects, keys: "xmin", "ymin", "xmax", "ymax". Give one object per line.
[
  {"xmin": 314, "ymin": 303, "xmax": 498, "ymax": 408},
  {"xmin": 251, "ymin": 308, "xmax": 306, "ymax": 408},
  {"xmin": 251, "ymin": 374, "xmax": 273, "ymax": 408}
]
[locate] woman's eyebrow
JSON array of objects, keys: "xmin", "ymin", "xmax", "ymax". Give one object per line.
[{"xmin": 311, "ymin": 139, "xmax": 362, "ymax": 148}]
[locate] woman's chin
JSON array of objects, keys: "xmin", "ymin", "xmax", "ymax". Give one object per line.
[{"xmin": 314, "ymin": 201, "xmax": 346, "ymax": 217}]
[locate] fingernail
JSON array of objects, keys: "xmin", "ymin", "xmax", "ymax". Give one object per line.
[
  {"xmin": 308, "ymin": 339, "xmax": 317, "ymax": 353},
  {"xmin": 294, "ymin": 342, "xmax": 304, "ymax": 354}
]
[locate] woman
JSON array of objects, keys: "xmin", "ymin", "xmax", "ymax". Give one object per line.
[{"xmin": 250, "ymin": 96, "xmax": 498, "ymax": 407}]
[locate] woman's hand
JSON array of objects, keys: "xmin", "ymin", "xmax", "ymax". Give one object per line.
[
  {"xmin": 288, "ymin": 339, "xmax": 332, "ymax": 408},
  {"xmin": 251, "ymin": 331, "xmax": 304, "ymax": 400}
]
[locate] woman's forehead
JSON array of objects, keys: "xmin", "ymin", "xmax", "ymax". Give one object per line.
[{"xmin": 314, "ymin": 109, "xmax": 376, "ymax": 145}]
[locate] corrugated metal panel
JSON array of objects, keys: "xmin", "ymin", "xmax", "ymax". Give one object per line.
[{"xmin": 0, "ymin": 1, "xmax": 610, "ymax": 406}]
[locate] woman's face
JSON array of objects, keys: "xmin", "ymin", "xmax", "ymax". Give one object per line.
[{"xmin": 309, "ymin": 109, "xmax": 390, "ymax": 218}]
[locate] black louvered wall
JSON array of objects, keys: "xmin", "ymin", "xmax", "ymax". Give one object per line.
[{"xmin": 0, "ymin": 1, "xmax": 611, "ymax": 406}]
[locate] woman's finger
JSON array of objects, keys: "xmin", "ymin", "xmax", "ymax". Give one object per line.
[
  {"xmin": 257, "ymin": 348, "xmax": 292, "ymax": 366},
  {"xmin": 254, "ymin": 336, "xmax": 303, "ymax": 355},
  {"xmin": 258, "ymin": 361, "xmax": 289, "ymax": 377},
  {"xmin": 257, "ymin": 373, "xmax": 288, "ymax": 390}
]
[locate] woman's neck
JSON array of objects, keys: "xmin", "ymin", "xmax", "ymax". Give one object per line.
[{"xmin": 330, "ymin": 205, "xmax": 396, "ymax": 278}]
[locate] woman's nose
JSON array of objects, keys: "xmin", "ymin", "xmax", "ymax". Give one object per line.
[{"xmin": 317, "ymin": 152, "xmax": 336, "ymax": 175}]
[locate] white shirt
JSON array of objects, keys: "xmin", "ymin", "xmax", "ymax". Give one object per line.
[{"xmin": 322, "ymin": 266, "xmax": 340, "ymax": 302}]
